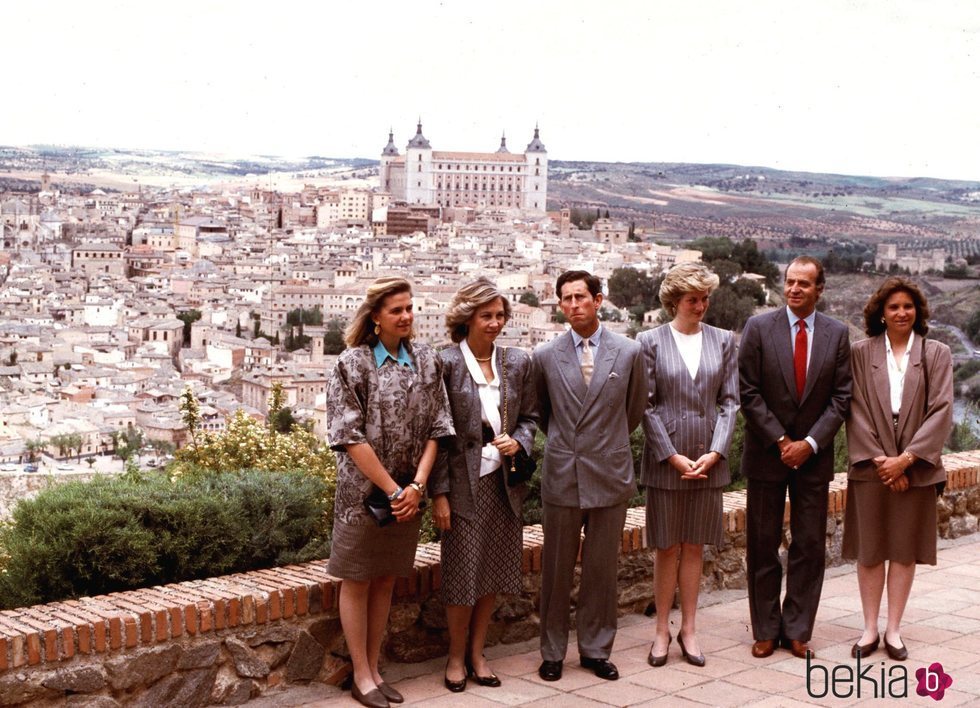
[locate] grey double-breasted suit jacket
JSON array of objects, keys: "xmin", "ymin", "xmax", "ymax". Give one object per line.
[
  {"xmin": 638, "ymin": 323, "xmax": 740, "ymax": 490},
  {"xmin": 429, "ymin": 345, "xmax": 539, "ymax": 520},
  {"xmin": 532, "ymin": 328, "xmax": 648, "ymax": 509}
]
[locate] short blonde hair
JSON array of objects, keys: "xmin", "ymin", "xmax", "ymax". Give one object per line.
[
  {"xmin": 445, "ymin": 277, "xmax": 512, "ymax": 343},
  {"xmin": 658, "ymin": 263, "xmax": 720, "ymax": 318},
  {"xmin": 344, "ymin": 276, "xmax": 413, "ymax": 348}
]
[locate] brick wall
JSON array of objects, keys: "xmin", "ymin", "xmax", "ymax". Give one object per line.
[{"xmin": 0, "ymin": 451, "xmax": 977, "ymax": 706}]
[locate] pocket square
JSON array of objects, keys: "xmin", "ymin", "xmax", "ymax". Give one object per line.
[{"xmin": 608, "ymin": 372, "xmax": 619, "ymax": 379}]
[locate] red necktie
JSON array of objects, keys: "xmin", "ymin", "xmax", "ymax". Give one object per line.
[{"xmin": 794, "ymin": 320, "xmax": 807, "ymax": 399}]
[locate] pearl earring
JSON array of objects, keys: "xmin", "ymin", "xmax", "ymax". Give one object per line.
[{"xmin": 374, "ymin": 324, "xmax": 381, "ymax": 335}]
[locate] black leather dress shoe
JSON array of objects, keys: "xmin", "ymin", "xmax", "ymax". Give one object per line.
[
  {"xmin": 538, "ymin": 660, "xmax": 563, "ymax": 681},
  {"xmin": 580, "ymin": 657, "xmax": 619, "ymax": 680}
]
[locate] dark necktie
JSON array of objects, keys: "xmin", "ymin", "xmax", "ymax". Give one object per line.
[{"xmin": 794, "ymin": 320, "xmax": 808, "ymax": 399}]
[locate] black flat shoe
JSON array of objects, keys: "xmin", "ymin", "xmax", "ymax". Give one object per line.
[
  {"xmin": 466, "ymin": 656, "xmax": 502, "ymax": 687},
  {"xmin": 851, "ymin": 634, "xmax": 879, "ymax": 659},
  {"xmin": 580, "ymin": 656, "xmax": 619, "ymax": 680},
  {"xmin": 377, "ymin": 682, "xmax": 403, "ymax": 703},
  {"xmin": 884, "ymin": 637, "xmax": 908, "ymax": 661},
  {"xmin": 352, "ymin": 683, "xmax": 389, "ymax": 708},
  {"xmin": 647, "ymin": 635, "xmax": 672, "ymax": 667},
  {"xmin": 677, "ymin": 633, "xmax": 705, "ymax": 667},
  {"xmin": 444, "ymin": 663, "xmax": 467, "ymax": 693}
]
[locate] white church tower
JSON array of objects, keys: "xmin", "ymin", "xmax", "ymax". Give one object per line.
[
  {"xmin": 522, "ymin": 125, "xmax": 548, "ymax": 213},
  {"xmin": 404, "ymin": 120, "xmax": 434, "ymax": 205}
]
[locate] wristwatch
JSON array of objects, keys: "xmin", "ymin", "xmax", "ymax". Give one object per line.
[
  {"xmin": 777, "ymin": 435, "xmax": 787, "ymax": 445},
  {"xmin": 408, "ymin": 481, "xmax": 426, "ymax": 496}
]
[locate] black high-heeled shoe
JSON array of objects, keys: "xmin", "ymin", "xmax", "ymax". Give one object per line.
[
  {"xmin": 466, "ymin": 656, "xmax": 502, "ymax": 687},
  {"xmin": 678, "ymin": 633, "xmax": 705, "ymax": 667},
  {"xmin": 444, "ymin": 663, "xmax": 467, "ymax": 693},
  {"xmin": 647, "ymin": 635, "xmax": 672, "ymax": 667}
]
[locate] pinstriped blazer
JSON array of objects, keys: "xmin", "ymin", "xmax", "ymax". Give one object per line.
[{"xmin": 638, "ymin": 323, "xmax": 740, "ymax": 490}]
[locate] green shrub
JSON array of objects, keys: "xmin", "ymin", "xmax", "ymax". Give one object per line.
[{"xmin": 0, "ymin": 470, "xmax": 331, "ymax": 609}]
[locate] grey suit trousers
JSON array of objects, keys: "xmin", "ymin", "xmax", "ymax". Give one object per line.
[{"xmin": 539, "ymin": 501, "xmax": 628, "ymax": 662}]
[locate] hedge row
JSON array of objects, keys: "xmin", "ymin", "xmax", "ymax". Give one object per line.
[{"xmin": 0, "ymin": 470, "xmax": 331, "ymax": 609}]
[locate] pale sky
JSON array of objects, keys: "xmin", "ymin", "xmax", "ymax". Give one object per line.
[{"xmin": 3, "ymin": 0, "xmax": 979, "ymax": 180}]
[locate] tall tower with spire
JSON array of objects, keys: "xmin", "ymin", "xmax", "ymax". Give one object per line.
[
  {"xmin": 522, "ymin": 125, "xmax": 548, "ymax": 212},
  {"xmin": 404, "ymin": 120, "xmax": 434, "ymax": 205},
  {"xmin": 379, "ymin": 129, "xmax": 400, "ymax": 193}
]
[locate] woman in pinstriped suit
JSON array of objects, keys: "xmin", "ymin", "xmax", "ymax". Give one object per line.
[{"xmin": 637, "ymin": 263, "xmax": 740, "ymax": 668}]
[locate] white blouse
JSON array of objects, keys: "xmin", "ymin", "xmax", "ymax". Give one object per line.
[
  {"xmin": 669, "ymin": 325, "xmax": 702, "ymax": 380},
  {"xmin": 460, "ymin": 339, "xmax": 503, "ymax": 477},
  {"xmin": 885, "ymin": 330, "xmax": 914, "ymax": 416}
]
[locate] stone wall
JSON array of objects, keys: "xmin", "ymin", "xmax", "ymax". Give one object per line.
[
  {"xmin": 0, "ymin": 469, "xmax": 123, "ymax": 521},
  {"xmin": 0, "ymin": 451, "xmax": 977, "ymax": 706}
]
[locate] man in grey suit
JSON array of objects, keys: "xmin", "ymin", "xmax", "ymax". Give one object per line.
[
  {"xmin": 739, "ymin": 256, "xmax": 851, "ymax": 660},
  {"xmin": 532, "ymin": 270, "xmax": 648, "ymax": 682}
]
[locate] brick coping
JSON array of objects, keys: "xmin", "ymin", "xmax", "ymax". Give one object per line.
[{"xmin": 1, "ymin": 450, "xmax": 977, "ymax": 673}]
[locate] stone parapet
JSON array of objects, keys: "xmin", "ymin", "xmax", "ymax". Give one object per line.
[{"xmin": 0, "ymin": 451, "xmax": 977, "ymax": 705}]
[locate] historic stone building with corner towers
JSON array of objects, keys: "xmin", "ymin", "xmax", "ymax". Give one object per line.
[{"xmin": 379, "ymin": 121, "xmax": 548, "ymax": 214}]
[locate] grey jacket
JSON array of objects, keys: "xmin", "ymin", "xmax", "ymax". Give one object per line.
[
  {"xmin": 532, "ymin": 328, "xmax": 647, "ymax": 509},
  {"xmin": 429, "ymin": 345, "xmax": 538, "ymax": 520}
]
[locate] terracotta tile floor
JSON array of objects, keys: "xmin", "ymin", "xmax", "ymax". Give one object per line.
[{"xmin": 249, "ymin": 532, "xmax": 980, "ymax": 707}]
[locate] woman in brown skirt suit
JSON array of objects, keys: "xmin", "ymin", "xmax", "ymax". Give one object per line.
[
  {"xmin": 844, "ymin": 277, "xmax": 953, "ymax": 661},
  {"xmin": 429, "ymin": 278, "xmax": 538, "ymax": 692},
  {"xmin": 637, "ymin": 263, "xmax": 739, "ymax": 667},
  {"xmin": 326, "ymin": 276, "xmax": 454, "ymax": 708}
]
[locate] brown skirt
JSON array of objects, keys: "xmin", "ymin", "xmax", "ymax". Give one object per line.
[
  {"xmin": 327, "ymin": 514, "xmax": 422, "ymax": 581},
  {"xmin": 842, "ymin": 480, "xmax": 938, "ymax": 565},
  {"xmin": 440, "ymin": 470, "xmax": 523, "ymax": 605},
  {"xmin": 645, "ymin": 487, "xmax": 723, "ymax": 549}
]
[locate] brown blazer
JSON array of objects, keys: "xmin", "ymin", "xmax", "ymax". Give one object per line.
[{"xmin": 846, "ymin": 334, "xmax": 953, "ymax": 487}]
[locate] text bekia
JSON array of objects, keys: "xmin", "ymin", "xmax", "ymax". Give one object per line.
[{"xmin": 806, "ymin": 652, "xmax": 908, "ymax": 699}]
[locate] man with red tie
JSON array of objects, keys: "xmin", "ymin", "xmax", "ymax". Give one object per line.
[{"xmin": 738, "ymin": 256, "xmax": 852, "ymax": 660}]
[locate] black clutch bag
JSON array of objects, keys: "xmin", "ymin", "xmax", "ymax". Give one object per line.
[
  {"xmin": 363, "ymin": 484, "xmax": 427, "ymax": 527},
  {"xmin": 363, "ymin": 487, "xmax": 396, "ymax": 527}
]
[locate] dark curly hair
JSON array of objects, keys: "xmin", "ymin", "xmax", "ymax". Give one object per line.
[{"xmin": 862, "ymin": 277, "xmax": 930, "ymax": 337}]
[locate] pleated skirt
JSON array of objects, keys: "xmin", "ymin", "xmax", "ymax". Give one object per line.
[
  {"xmin": 327, "ymin": 514, "xmax": 422, "ymax": 581},
  {"xmin": 842, "ymin": 480, "xmax": 938, "ymax": 565},
  {"xmin": 441, "ymin": 470, "xmax": 523, "ymax": 605},
  {"xmin": 645, "ymin": 487, "xmax": 723, "ymax": 549}
]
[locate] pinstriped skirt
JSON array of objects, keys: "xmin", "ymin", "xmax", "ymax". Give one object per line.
[
  {"xmin": 440, "ymin": 469, "xmax": 523, "ymax": 605},
  {"xmin": 645, "ymin": 487, "xmax": 723, "ymax": 548}
]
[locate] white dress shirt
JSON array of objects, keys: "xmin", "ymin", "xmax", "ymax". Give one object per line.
[
  {"xmin": 885, "ymin": 330, "xmax": 914, "ymax": 416},
  {"xmin": 460, "ymin": 339, "xmax": 503, "ymax": 477}
]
